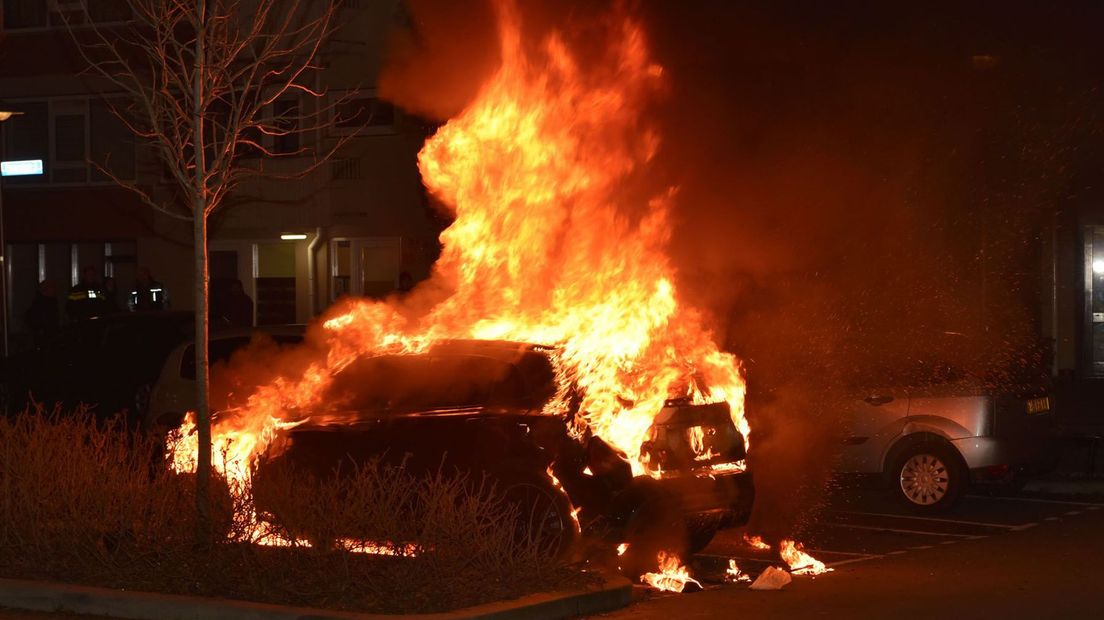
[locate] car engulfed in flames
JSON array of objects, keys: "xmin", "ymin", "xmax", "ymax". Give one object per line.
[
  {"xmin": 244, "ymin": 339, "xmax": 753, "ymax": 570},
  {"xmin": 161, "ymin": 0, "xmax": 845, "ymax": 592}
]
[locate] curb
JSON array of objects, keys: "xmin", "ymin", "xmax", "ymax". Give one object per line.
[{"xmin": 0, "ymin": 572, "xmax": 632, "ymax": 620}]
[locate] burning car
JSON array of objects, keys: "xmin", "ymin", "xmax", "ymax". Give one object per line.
[
  {"xmin": 251, "ymin": 339, "xmax": 753, "ymax": 568},
  {"xmin": 163, "ymin": 1, "xmax": 758, "ymax": 586}
]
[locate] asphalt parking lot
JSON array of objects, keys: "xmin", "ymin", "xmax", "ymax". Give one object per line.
[
  {"xmin": 597, "ymin": 483, "xmax": 1104, "ymax": 618},
  {"xmin": 696, "ymin": 489, "xmax": 1104, "ymax": 579}
]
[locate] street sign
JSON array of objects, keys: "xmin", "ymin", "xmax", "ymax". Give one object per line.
[{"xmin": 0, "ymin": 159, "xmax": 44, "ymax": 177}]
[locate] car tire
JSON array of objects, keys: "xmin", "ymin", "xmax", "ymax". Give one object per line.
[
  {"xmin": 499, "ymin": 476, "xmax": 578, "ymax": 559},
  {"xmin": 888, "ymin": 439, "xmax": 967, "ymax": 513},
  {"xmin": 686, "ymin": 523, "xmax": 719, "ymax": 555},
  {"xmin": 130, "ymin": 383, "xmax": 153, "ymax": 430},
  {"xmin": 618, "ymin": 487, "xmax": 688, "ymax": 578}
]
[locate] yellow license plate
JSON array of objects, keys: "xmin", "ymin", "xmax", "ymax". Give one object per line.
[{"xmin": 1026, "ymin": 396, "xmax": 1051, "ymax": 415}]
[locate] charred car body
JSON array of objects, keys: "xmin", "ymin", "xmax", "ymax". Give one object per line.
[{"xmin": 253, "ymin": 339, "xmax": 752, "ymax": 567}]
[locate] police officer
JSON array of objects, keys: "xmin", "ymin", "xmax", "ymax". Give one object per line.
[
  {"xmin": 66, "ymin": 266, "xmax": 106, "ymax": 322},
  {"xmin": 129, "ymin": 267, "xmax": 169, "ymax": 312}
]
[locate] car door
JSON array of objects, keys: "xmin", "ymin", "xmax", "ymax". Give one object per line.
[{"xmin": 836, "ymin": 385, "xmax": 911, "ymax": 473}]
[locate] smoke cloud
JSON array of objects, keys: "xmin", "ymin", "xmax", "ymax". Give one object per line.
[{"xmin": 372, "ymin": 0, "xmax": 1104, "ymax": 535}]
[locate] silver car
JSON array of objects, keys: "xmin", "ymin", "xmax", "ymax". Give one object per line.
[
  {"xmin": 836, "ymin": 357, "xmax": 1055, "ymax": 513},
  {"xmin": 144, "ymin": 325, "xmax": 306, "ymax": 432}
]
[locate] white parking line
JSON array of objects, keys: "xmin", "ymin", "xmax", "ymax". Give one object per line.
[
  {"xmin": 967, "ymin": 495, "xmax": 1104, "ymax": 507},
  {"xmin": 698, "ymin": 549, "xmax": 879, "ymax": 561},
  {"xmin": 807, "ymin": 549, "xmax": 875, "ymax": 557},
  {"xmin": 833, "ymin": 510, "xmax": 1019, "ymax": 529},
  {"xmin": 827, "ymin": 555, "xmax": 884, "ymax": 568},
  {"xmin": 695, "ymin": 553, "xmax": 771, "ymax": 564},
  {"xmin": 822, "ymin": 522, "xmax": 982, "ymax": 538}
]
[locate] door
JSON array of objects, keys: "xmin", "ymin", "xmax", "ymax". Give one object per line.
[
  {"xmin": 836, "ymin": 387, "xmax": 911, "ymax": 473},
  {"xmin": 329, "ymin": 237, "xmax": 402, "ymax": 300},
  {"xmin": 1085, "ymin": 226, "xmax": 1104, "ymax": 376},
  {"xmin": 255, "ymin": 242, "xmax": 296, "ymax": 325}
]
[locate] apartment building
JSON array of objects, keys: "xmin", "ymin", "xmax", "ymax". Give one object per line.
[{"xmin": 0, "ymin": 0, "xmax": 442, "ymax": 347}]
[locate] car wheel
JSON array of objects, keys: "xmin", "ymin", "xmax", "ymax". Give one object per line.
[
  {"xmin": 889, "ymin": 440, "xmax": 967, "ymax": 513},
  {"xmin": 131, "ymin": 383, "xmax": 153, "ymax": 429},
  {"xmin": 500, "ymin": 478, "xmax": 577, "ymax": 558},
  {"xmin": 686, "ymin": 523, "xmax": 719, "ymax": 555},
  {"xmin": 619, "ymin": 489, "xmax": 688, "ymax": 578}
]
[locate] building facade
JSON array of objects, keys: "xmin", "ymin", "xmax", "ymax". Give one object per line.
[{"xmin": 0, "ymin": 0, "xmax": 442, "ymax": 349}]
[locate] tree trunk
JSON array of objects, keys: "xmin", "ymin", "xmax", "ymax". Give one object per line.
[
  {"xmin": 193, "ymin": 208, "xmax": 211, "ymax": 542},
  {"xmin": 193, "ymin": 0, "xmax": 211, "ymax": 546}
]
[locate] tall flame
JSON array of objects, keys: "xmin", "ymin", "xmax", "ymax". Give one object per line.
[{"xmin": 170, "ymin": 1, "xmax": 747, "ymax": 492}]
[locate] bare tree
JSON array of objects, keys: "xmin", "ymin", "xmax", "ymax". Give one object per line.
[{"xmin": 65, "ymin": 0, "xmax": 350, "ymax": 541}]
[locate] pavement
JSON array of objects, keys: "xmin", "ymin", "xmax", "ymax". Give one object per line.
[
  {"xmin": 0, "ymin": 571, "xmax": 630, "ymax": 620},
  {"xmin": 5, "ymin": 483, "xmax": 1102, "ymax": 620},
  {"xmin": 591, "ymin": 484, "xmax": 1104, "ymax": 619}
]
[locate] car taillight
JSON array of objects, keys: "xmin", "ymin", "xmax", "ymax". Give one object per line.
[{"xmin": 639, "ymin": 401, "xmax": 745, "ymax": 476}]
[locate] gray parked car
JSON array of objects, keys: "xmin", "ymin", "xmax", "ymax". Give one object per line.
[{"xmin": 835, "ymin": 337, "xmax": 1055, "ymax": 513}]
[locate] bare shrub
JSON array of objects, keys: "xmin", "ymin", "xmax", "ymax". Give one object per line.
[
  {"xmin": 249, "ymin": 458, "xmax": 561, "ymax": 609},
  {"xmin": 0, "ymin": 405, "xmax": 195, "ymax": 576},
  {"xmin": 0, "ymin": 409, "xmax": 581, "ymax": 613}
]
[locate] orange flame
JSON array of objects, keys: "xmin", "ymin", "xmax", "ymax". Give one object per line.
[
  {"xmin": 168, "ymin": 0, "xmax": 748, "ymax": 537},
  {"xmin": 545, "ymin": 466, "xmax": 582, "ymax": 532},
  {"xmin": 780, "ymin": 539, "xmax": 833, "ymax": 575},
  {"xmin": 744, "ymin": 534, "xmax": 771, "ymax": 551},
  {"xmin": 725, "ymin": 559, "xmax": 751, "ymax": 583},
  {"xmin": 640, "ymin": 551, "xmax": 700, "ymax": 593}
]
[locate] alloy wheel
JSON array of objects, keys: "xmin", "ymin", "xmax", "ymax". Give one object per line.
[{"xmin": 899, "ymin": 453, "xmax": 950, "ymax": 506}]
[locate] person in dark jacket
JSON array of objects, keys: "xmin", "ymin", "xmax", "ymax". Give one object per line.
[
  {"xmin": 67, "ymin": 266, "xmax": 105, "ymax": 322},
  {"xmin": 24, "ymin": 280, "xmax": 60, "ymax": 347},
  {"xmin": 129, "ymin": 267, "xmax": 169, "ymax": 312},
  {"xmin": 101, "ymin": 277, "xmax": 123, "ymax": 314}
]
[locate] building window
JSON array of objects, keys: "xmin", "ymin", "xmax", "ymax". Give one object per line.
[
  {"xmin": 272, "ymin": 97, "xmax": 301, "ymax": 155},
  {"xmin": 231, "ymin": 95, "xmax": 302, "ymax": 159},
  {"xmin": 330, "ymin": 237, "xmax": 402, "ymax": 300},
  {"xmin": 2, "ymin": 0, "xmax": 47, "ymax": 29},
  {"xmin": 52, "ymin": 101, "xmax": 88, "ymax": 183},
  {"xmin": 1, "ymin": 0, "xmax": 130, "ymax": 30},
  {"xmin": 1, "ymin": 101, "xmax": 47, "ymax": 159},
  {"xmin": 331, "ymin": 91, "xmax": 398, "ymax": 136},
  {"xmin": 89, "ymin": 99, "xmax": 135, "ymax": 181},
  {"xmin": 0, "ymin": 97, "xmax": 134, "ymax": 185}
]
